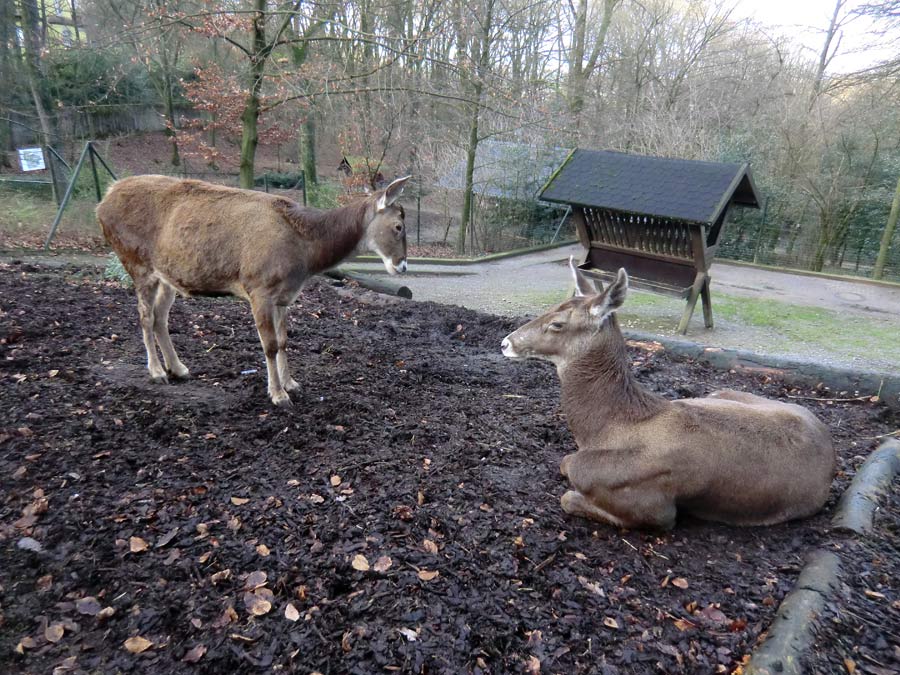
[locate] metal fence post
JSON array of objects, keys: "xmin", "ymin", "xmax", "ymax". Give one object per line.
[{"xmin": 43, "ymin": 143, "xmax": 91, "ymax": 250}]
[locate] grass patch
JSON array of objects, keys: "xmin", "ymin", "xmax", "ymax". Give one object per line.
[
  {"xmin": 614, "ymin": 288, "xmax": 900, "ymax": 369},
  {"xmin": 0, "ymin": 187, "xmax": 105, "ymax": 250}
]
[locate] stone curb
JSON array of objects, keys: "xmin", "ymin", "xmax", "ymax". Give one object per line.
[
  {"xmin": 745, "ymin": 549, "xmax": 841, "ymax": 675},
  {"xmin": 624, "ymin": 330, "xmax": 900, "ymax": 412},
  {"xmin": 832, "ymin": 439, "xmax": 900, "ymax": 535},
  {"xmin": 745, "ymin": 439, "xmax": 900, "ymax": 674}
]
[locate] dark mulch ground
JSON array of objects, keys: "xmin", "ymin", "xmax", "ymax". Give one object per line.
[
  {"xmin": 807, "ymin": 480, "xmax": 900, "ymax": 675},
  {"xmin": 0, "ymin": 262, "xmax": 897, "ymax": 675}
]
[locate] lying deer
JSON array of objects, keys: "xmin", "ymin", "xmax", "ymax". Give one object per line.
[
  {"xmin": 97, "ymin": 174, "xmax": 410, "ymax": 406},
  {"xmin": 501, "ymin": 258, "xmax": 835, "ymax": 529}
]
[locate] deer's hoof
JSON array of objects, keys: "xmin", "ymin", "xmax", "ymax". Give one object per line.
[
  {"xmin": 283, "ymin": 378, "xmax": 301, "ymax": 393},
  {"xmin": 149, "ymin": 373, "xmax": 169, "ymax": 385},
  {"xmin": 271, "ymin": 392, "xmax": 293, "ymax": 408},
  {"xmin": 168, "ymin": 365, "xmax": 190, "ymax": 380}
]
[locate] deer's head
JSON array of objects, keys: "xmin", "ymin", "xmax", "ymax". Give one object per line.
[
  {"xmin": 366, "ymin": 175, "xmax": 410, "ymax": 275},
  {"xmin": 501, "ymin": 257, "xmax": 629, "ymax": 371}
]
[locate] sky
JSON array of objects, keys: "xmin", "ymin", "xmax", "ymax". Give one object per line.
[{"xmin": 732, "ymin": 0, "xmax": 896, "ymax": 73}]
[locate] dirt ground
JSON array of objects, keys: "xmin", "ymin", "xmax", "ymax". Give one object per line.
[{"xmin": 0, "ymin": 263, "xmax": 897, "ymax": 674}]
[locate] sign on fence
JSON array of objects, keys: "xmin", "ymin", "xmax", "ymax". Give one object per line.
[{"xmin": 17, "ymin": 147, "xmax": 46, "ymax": 172}]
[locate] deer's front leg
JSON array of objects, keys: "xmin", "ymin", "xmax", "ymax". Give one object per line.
[
  {"xmin": 250, "ymin": 295, "xmax": 290, "ymax": 407},
  {"xmin": 561, "ymin": 449, "xmax": 677, "ymax": 530},
  {"xmin": 274, "ymin": 305, "xmax": 299, "ymax": 393}
]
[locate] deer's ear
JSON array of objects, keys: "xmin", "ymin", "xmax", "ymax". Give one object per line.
[
  {"xmin": 587, "ymin": 268, "xmax": 628, "ymax": 321},
  {"xmin": 376, "ymin": 175, "xmax": 411, "ymax": 211},
  {"xmin": 570, "ymin": 256, "xmax": 599, "ymax": 297}
]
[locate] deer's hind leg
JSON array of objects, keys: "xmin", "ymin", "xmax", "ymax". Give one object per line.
[
  {"xmin": 134, "ymin": 277, "xmax": 167, "ymax": 384},
  {"xmin": 250, "ymin": 294, "xmax": 290, "ymax": 407},
  {"xmin": 274, "ymin": 305, "xmax": 299, "ymax": 393},
  {"xmin": 153, "ymin": 281, "xmax": 189, "ymax": 380}
]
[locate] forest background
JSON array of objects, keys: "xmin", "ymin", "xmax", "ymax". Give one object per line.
[{"xmin": 1, "ymin": 0, "xmax": 898, "ymax": 278}]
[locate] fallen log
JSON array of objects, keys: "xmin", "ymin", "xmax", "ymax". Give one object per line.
[{"xmin": 324, "ymin": 268, "xmax": 413, "ymax": 299}]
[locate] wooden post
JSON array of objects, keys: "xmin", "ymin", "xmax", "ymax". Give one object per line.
[
  {"xmin": 700, "ymin": 276, "xmax": 713, "ymax": 329},
  {"xmin": 677, "ymin": 272, "xmax": 707, "ymax": 335},
  {"xmin": 571, "ymin": 206, "xmax": 590, "ymax": 250}
]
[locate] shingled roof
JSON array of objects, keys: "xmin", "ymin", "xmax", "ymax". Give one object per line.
[{"xmin": 540, "ymin": 149, "xmax": 760, "ymax": 224}]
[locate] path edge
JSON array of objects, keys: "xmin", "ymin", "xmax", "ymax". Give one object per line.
[{"xmin": 624, "ymin": 330, "xmax": 900, "ymax": 411}]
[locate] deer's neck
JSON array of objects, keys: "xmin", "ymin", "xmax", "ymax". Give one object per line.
[
  {"xmin": 281, "ymin": 199, "xmax": 370, "ymax": 274},
  {"xmin": 558, "ymin": 328, "xmax": 667, "ymax": 446}
]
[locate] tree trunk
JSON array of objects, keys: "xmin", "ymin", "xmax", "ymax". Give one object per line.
[
  {"xmin": 456, "ymin": 0, "xmax": 494, "ymax": 255},
  {"xmin": 300, "ymin": 112, "xmax": 317, "ymax": 185},
  {"xmin": 565, "ymin": 0, "xmax": 618, "ymax": 115},
  {"xmin": 164, "ymin": 76, "xmax": 181, "ymax": 167},
  {"xmin": 239, "ymin": 0, "xmax": 267, "ymax": 190},
  {"xmin": 457, "ymin": 107, "xmax": 479, "ymax": 255},
  {"xmin": 873, "ymin": 177, "xmax": 900, "ymax": 280},
  {"xmin": 18, "ymin": 0, "xmax": 54, "ymax": 149}
]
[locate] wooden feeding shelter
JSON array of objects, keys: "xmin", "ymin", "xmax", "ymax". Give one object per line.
[{"xmin": 540, "ymin": 149, "xmax": 761, "ymax": 333}]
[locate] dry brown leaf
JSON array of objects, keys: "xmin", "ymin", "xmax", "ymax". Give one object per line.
[
  {"xmin": 97, "ymin": 607, "xmax": 116, "ymax": 621},
  {"xmin": 211, "ymin": 569, "xmax": 232, "ymax": 584},
  {"xmin": 351, "ymin": 554, "xmax": 370, "ymax": 572},
  {"xmin": 699, "ymin": 605, "xmax": 728, "ymax": 624},
  {"xmin": 671, "ymin": 577, "xmax": 689, "ymax": 589},
  {"xmin": 244, "ymin": 570, "xmax": 267, "ymax": 590},
  {"xmin": 330, "ymin": 475, "xmax": 342, "ymax": 487},
  {"xmin": 244, "ymin": 591, "xmax": 272, "ymax": 616},
  {"xmin": 256, "ymin": 544, "xmax": 271, "ymax": 557},
  {"xmin": 124, "ymin": 636, "xmax": 153, "ymax": 653},
  {"xmin": 308, "ymin": 493, "xmax": 325, "ymax": 504},
  {"xmin": 418, "ymin": 569, "xmax": 439, "ymax": 582},
  {"xmin": 514, "ymin": 536, "xmax": 525, "ymax": 548},
  {"xmin": 52, "ymin": 655, "xmax": 78, "ymax": 674},
  {"xmin": 844, "ymin": 658, "xmax": 856, "ymax": 674},
  {"xmin": 15, "ymin": 636, "xmax": 37, "ymax": 654},
  {"xmin": 525, "ymin": 654, "xmax": 541, "ymax": 674},
  {"xmin": 864, "ymin": 589, "xmax": 886, "ymax": 600},
  {"xmin": 285, "ymin": 603, "xmax": 300, "ymax": 622},
  {"xmin": 230, "ymin": 496, "xmax": 249, "ymax": 506},
  {"xmin": 36, "ymin": 574, "xmax": 53, "ymax": 592},
  {"xmin": 603, "ymin": 617, "xmax": 619, "ymax": 629},
  {"xmin": 373, "ymin": 556, "xmax": 393, "ymax": 573},
  {"xmin": 422, "ymin": 539, "xmax": 439, "ymax": 554},
  {"xmin": 75, "ymin": 596, "xmax": 102, "ymax": 616},
  {"xmin": 129, "ymin": 537, "xmax": 149, "ymax": 553},
  {"xmin": 182, "ymin": 644, "xmax": 207, "ymax": 663},
  {"xmin": 45, "ymin": 623, "xmax": 65, "ymax": 643},
  {"xmin": 673, "ymin": 618, "xmax": 694, "ymax": 632},
  {"xmin": 341, "ymin": 630, "xmax": 352, "ymax": 652}
]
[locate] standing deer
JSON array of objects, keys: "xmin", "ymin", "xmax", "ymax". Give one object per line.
[
  {"xmin": 501, "ymin": 258, "xmax": 835, "ymax": 529},
  {"xmin": 97, "ymin": 174, "xmax": 410, "ymax": 406}
]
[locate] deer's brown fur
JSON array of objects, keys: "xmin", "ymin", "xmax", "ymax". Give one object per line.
[
  {"xmin": 97, "ymin": 174, "xmax": 410, "ymax": 406},
  {"xmin": 501, "ymin": 259, "xmax": 835, "ymax": 529}
]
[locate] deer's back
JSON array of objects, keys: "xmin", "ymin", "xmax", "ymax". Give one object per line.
[
  {"xmin": 97, "ymin": 176, "xmax": 302, "ymax": 295},
  {"xmin": 663, "ymin": 396, "xmax": 834, "ymax": 523}
]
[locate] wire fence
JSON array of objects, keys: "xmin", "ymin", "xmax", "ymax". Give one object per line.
[{"xmin": 0, "ymin": 146, "xmax": 896, "ymax": 280}]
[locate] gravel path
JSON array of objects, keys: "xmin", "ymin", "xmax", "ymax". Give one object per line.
[{"xmin": 346, "ymin": 244, "xmax": 900, "ymax": 374}]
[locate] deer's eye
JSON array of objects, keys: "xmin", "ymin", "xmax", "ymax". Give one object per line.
[{"xmin": 548, "ymin": 321, "xmax": 565, "ymax": 332}]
